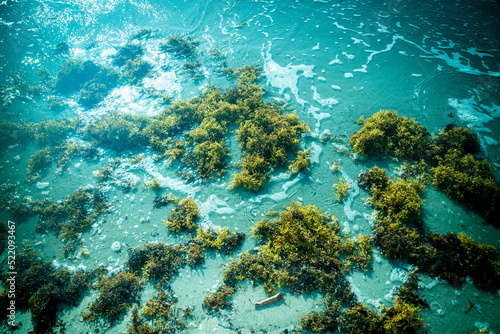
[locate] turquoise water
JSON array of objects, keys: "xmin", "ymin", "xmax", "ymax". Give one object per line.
[{"xmin": 0, "ymin": 0, "xmax": 499, "ymax": 333}]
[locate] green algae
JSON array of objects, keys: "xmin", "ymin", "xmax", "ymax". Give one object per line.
[
  {"xmin": 301, "ymin": 269, "xmax": 428, "ymax": 333},
  {"xmin": 221, "ymin": 202, "xmax": 371, "ymax": 298},
  {"xmin": 288, "ymin": 149, "xmax": 312, "ymax": 175},
  {"xmin": 350, "ymin": 110, "xmax": 431, "ymax": 160},
  {"xmin": 128, "ymin": 289, "xmax": 194, "ymax": 333},
  {"xmin": 334, "ymin": 177, "xmax": 351, "ymax": 203},
  {"xmin": 351, "ymin": 111, "xmax": 500, "ymax": 223},
  {"xmin": 359, "ymin": 164, "xmax": 500, "ymax": 290},
  {"xmin": 165, "ymin": 197, "xmax": 201, "ymax": 233},
  {"xmin": 127, "ymin": 242, "xmax": 187, "ymax": 285},
  {"xmin": 32, "ymin": 186, "xmax": 109, "ymax": 257},
  {"xmin": 160, "ymin": 35, "xmax": 199, "ymax": 58},
  {"xmin": 84, "ymin": 112, "xmax": 151, "ymax": 151},
  {"xmin": 202, "ymin": 285, "xmax": 236, "ymax": 313},
  {"xmin": 0, "ymin": 244, "xmax": 97, "ymax": 333},
  {"xmin": 83, "ymin": 271, "xmax": 142, "ymax": 324},
  {"xmin": 196, "ymin": 226, "xmax": 245, "ymax": 255}
]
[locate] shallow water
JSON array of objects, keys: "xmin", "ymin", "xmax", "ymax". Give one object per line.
[{"xmin": 1, "ymin": 0, "xmax": 499, "ymax": 333}]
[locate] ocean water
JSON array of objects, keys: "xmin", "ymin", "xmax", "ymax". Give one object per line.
[{"xmin": 0, "ymin": 0, "xmax": 499, "ymax": 333}]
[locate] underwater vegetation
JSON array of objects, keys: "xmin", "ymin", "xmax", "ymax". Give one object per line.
[
  {"xmin": 165, "ymin": 197, "xmax": 201, "ymax": 233},
  {"xmin": 127, "ymin": 242, "xmax": 187, "ymax": 286},
  {"xmin": 430, "ymin": 125, "xmax": 500, "ymax": 223},
  {"xmin": 55, "ymin": 58, "xmax": 119, "ymax": 108},
  {"xmin": 300, "ymin": 269, "xmax": 428, "ymax": 333},
  {"xmin": 349, "ymin": 110, "xmax": 431, "ymax": 160},
  {"xmin": 202, "ymin": 285, "xmax": 236, "ymax": 313},
  {"xmin": 221, "ymin": 202, "xmax": 371, "ymax": 298},
  {"xmin": 359, "ymin": 165, "xmax": 500, "ymax": 290},
  {"xmin": 84, "ymin": 112, "xmax": 151, "ymax": 152},
  {"xmin": 78, "ymin": 66, "xmax": 309, "ymax": 189},
  {"xmin": 196, "ymin": 226, "xmax": 245, "ymax": 255},
  {"xmin": 0, "ymin": 244, "xmax": 99, "ymax": 333},
  {"xmin": 351, "ymin": 111, "xmax": 500, "ymax": 224},
  {"xmin": 288, "ymin": 149, "xmax": 312, "ymax": 175},
  {"xmin": 111, "ymin": 43, "xmax": 144, "ymax": 67},
  {"xmin": 82, "ymin": 271, "xmax": 142, "ymax": 324},
  {"xmin": 128, "ymin": 288, "xmax": 194, "ymax": 333},
  {"xmin": 33, "ymin": 186, "xmax": 109, "ymax": 257},
  {"xmin": 334, "ymin": 177, "xmax": 351, "ymax": 203},
  {"xmin": 160, "ymin": 35, "xmax": 200, "ymax": 58}
]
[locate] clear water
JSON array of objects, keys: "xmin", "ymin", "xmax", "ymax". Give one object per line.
[{"xmin": 1, "ymin": 0, "xmax": 499, "ymax": 333}]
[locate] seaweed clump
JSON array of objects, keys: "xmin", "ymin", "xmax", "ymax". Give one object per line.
[
  {"xmin": 222, "ymin": 202, "xmax": 371, "ymax": 298},
  {"xmin": 34, "ymin": 186, "xmax": 109, "ymax": 256},
  {"xmin": 164, "ymin": 197, "xmax": 201, "ymax": 233},
  {"xmin": 82, "ymin": 271, "xmax": 142, "ymax": 324},
  {"xmin": 196, "ymin": 226, "xmax": 245, "ymax": 255},
  {"xmin": 288, "ymin": 149, "xmax": 312, "ymax": 175},
  {"xmin": 84, "ymin": 112, "xmax": 151, "ymax": 151},
  {"xmin": 300, "ymin": 269, "xmax": 428, "ymax": 333},
  {"xmin": 0, "ymin": 244, "xmax": 96, "ymax": 333},
  {"xmin": 127, "ymin": 242, "xmax": 187, "ymax": 286},
  {"xmin": 349, "ymin": 110, "xmax": 431, "ymax": 160},
  {"xmin": 54, "ymin": 59, "xmax": 119, "ymax": 108},
  {"xmin": 202, "ymin": 285, "xmax": 236, "ymax": 313},
  {"xmin": 160, "ymin": 35, "xmax": 199, "ymax": 58},
  {"xmin": 360, "ymin": 165, "xmax": 500, "ymax": 290},
  {"xmin": 128, "ymin": 289, "xmax": 194, "ymax": 333},
  {"xmin": 430, "ymin": 125, "xmax": 500, "ymax": 223}
]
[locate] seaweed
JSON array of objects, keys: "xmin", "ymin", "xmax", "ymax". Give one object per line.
[
  {"xmin": 202, "ymin": 285, "xmax": 236, "ymax": 313},
  {"xmin": 0, "ymin": 244, "xmax": 95, "ymax": 333},
  {"xmin": 129, "ymin": 28, "xmax": 154, "ymax": 41},
  {"xmin": 334, "ymin": 177, "xmax": 350, "ymax": 203},
  {"xmin": 196, "ymin": 226, "xmax": 245, "ymax": 255},
  {"xmin": 121, "ymin": 57, "xmax": 153, "ymax": 84},
  {"xmin": 112, "ymin": 43, "xmax": 144, "ymax": 67},
  {"xmin": 84, "ymin": 111, "xmax": 151, "ymax": 151},
  {"xmin": 54, "ymin": 59, "xmax": 100, "ymax": 94},
  {"xmin": 165, "ymin": 197, "xmax": 201, "ymax": 233},
  {"xmin": 34, "ymin": 118, "xmax": 80, "ymax": 147},
  {"xmin": 160, "ymin": 35, "xmax": 199, "ymax": 58},
  {"xmin": 300, "ymin": 302, "xmax": 341, "ymax": 332},
  {"xmin": 288, "ymin": 149, "xmax": 312, "ymax": 175},
  {"xmin": 425, "ymin": 232, "xmax": 500, "ymax": 289},
  {"xmin": 83, "ymin": 271, "xmax": 142, "ymax": 324},
  {"xmin": 128, "ymin": 289, "xmax": 193, "ymax": 333},
  {"xmin": 53, "ymin": 41, "xmax": 69, "ymax": 54},
  {"xmin": 153, "ymin": 193, "xmax": 179, "ymax": 208},
  {"xmin": 127, "ymin": 242, "xmax": 187, "ymax": 283},
  {"xmin": 431, "ymin": 150, "xmax": 500, "ymax": 223},
  {"xmin": 27, "ymin": 147, "xmax": 54, "ymax": 181},
  {"xmin": 222, "ymin": 202, "xmax": 371, "ymax": 298},
  {"xmin": 34, "ymin": 187, "xmax": 109, "ymax": 256},
  {"xmin": 349, "ymin": 110, "xmax": 431, "ymax": 160}
]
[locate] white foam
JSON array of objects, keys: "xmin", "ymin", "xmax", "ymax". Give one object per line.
[
  {"xmin": 344, "ymin": 73, "xmax": 354, "ymax": 78},
  {"xmin": 448, "ymin": 97, "xmax": 494, "ymax": 133},
  {"xmin": 338, "ymin": 165, "xmax": 360, "ymax": 221},
  {"xmin": 199, "ymin": 194, "xmax": 235, "ymax": 216},
  {"xmin": 309, "ymin": 142, "xmax": 322, "ymax": 164},
  {"xmin": 262, "ymin": 41, "xmax": 315, "ymax": 106},
  {"xmin": 250, "ymin": 173, "xmax": 304, "ymax": 203},
  {"xmin": 307, "ymin": 105, "xmax": 331, "ymax": 132},
  {"xmin": 311, "ymin": 86, "xmax": 339, "ymax": 106},
  {"xmin": 331, "ymin": 85, "xmax": 341, "ymax": 90},
  {"xmin": 390, "ymin": 268, "xmax": 407, "ymax": 282},
  {"xmin": 134, "ymin": 157, "xmax": 200, "ymax": 196}
]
